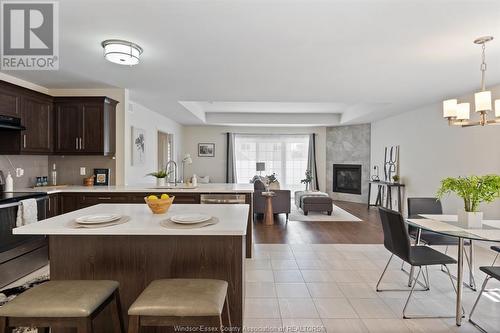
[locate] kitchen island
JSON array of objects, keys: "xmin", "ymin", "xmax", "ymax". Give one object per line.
[
  {"xmin": 14, "ymin": 203, "xmax": 248, "ymax": 333},
  {"xmin": 22, "ymin": 183, "xmax": 255, "ymax": 257}
]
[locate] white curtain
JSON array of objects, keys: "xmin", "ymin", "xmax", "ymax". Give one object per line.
[{"xmin": 233, "ymin": 134, "xmax": 309, "ymax": 192}]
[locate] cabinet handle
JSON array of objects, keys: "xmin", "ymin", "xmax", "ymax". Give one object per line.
[
  {"xmin": 97, "ymin": 197, "xmax": 112, "ymax": 200},
  {"xmin": 79, "ymin": 137, "xmax": 83, "ymax": 150},
  {"xmin": 48, "ymin": 198, "xmax": 51, "ymax": 211},
  {"xmin": 23, "ymin": 134, "xmax": 26, "ymax": 148},
  {"xmin": 75, "ymin": 137, "xmax": 79, "ymax": 150}
]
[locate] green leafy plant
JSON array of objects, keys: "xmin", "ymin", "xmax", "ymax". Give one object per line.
[
  {"xmin": 436, "ymin": 175, "xmax": 500, "ymax": 212},
  {"xmin": 301, "ymin": 170, "xmax": 313, "ymax": 185},
  {"xmin": 146, "ymin": 169, "xmax": 171, "ymax": 179},
  {"xmin": 266, "ymin": 173, "xmax": 278, "ymax": 183},
  {"xmin": 392, "ymin": 175, "xmax": 400, "ymax": 183}
]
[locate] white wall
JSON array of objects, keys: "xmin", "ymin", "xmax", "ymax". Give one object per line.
[
  {"xmin": 124, "ymin": 101, "xmax": 183, "ymax": 185},
  {"xmin": 182, "ymin": 126, "xmax": 327, "ymax": 190},
  {"xmin": 371, "ymin": 86, "xmax": 500, "ymax": 218}
]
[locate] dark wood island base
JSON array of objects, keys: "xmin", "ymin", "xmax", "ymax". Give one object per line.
[{"xmin": 49, "ymin": 234, "xmax": 245, "ymax": 333}]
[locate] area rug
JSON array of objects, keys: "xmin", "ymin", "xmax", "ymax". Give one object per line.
[
  {"xmin": 289, "ymin": 204, "xmax": 362, "ymax": 222},
  {"xmin": 0, "ymin": 274, "xmax": 49, "ymax": 333}
]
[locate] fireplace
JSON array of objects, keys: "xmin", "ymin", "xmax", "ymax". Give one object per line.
[{"xmin": 332, "ymin": 164, "xmax": 362, "ymax": 195}]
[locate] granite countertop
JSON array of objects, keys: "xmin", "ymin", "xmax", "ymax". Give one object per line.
[
  {"xmin": 21, "ymin": 183, "xmax": 254, "ymax": 194},
  {"xmin": 13, "ymin": 203, "xmax": 249, "ymax": 236}
]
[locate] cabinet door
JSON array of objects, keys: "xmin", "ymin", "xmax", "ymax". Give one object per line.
[
  {"xmin": 81, "ymin": 103, "xmax": 103, "ymax": 153},
  {"xmin": 55, "ymin": 104, "xmax": 82, "ymax": 153},
  {"xmin": 21, "ymin": 96, "xmax": 53, "ymax": 153},
  {"xmin": 46, "ymin": 194, "xmax": 59, "ymax": 218},
  {"xmin": 59, "ymin": 194, "xmax": 79, "ymax": 214},
  {"xmin": 0, "ymin": 86, "xmax": 21, "ymax": 117}
]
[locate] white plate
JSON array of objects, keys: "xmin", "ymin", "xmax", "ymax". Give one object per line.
[
  {"xmin": 170, "ymin": 213, "xmax": 212, "ymax": 224},
  {"xmin": 75, "ymin": 214, "xmax": 122, "ymax": 224}
]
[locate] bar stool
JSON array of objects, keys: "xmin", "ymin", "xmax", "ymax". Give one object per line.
[
  {"xmin": 0, "ymin": 280, "xmax": 124, "ymax": 333},
  {"xmin": 127, "ymin": 279, "xmax": 231, "ymax": 333}
]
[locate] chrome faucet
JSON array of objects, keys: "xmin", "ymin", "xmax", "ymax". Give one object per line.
[{"xmin": 165, "ymin": 160, "xmax": 177, "ymax": 187}]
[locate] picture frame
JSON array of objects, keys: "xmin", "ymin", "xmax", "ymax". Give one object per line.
[
  {"xmin": 198, "ymin": 143, "xmax": 215, "ymax": 157},
  {"xmin": 131, "ymin": 126, "xmax": 146, "ymax": 166},
  {"xmin": 93, "ymin": 168, "xmax": 110, "ymax": 186}
]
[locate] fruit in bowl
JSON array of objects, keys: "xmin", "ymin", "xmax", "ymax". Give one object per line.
[{"xmin": 144, "ymin": 194, "xmax": 175, "ymax": 214}]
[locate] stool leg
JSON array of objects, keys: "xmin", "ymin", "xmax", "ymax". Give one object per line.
[
  {"xmin": 77, "ymin": 318, "xmax": 93, "ymax": 333},
  {"xmin": 127, "ymin": 315, "xmax": 140, "ymax": 333},
  {"xmin": 0, "ymin": 317, "xmax": 12, "ymax": 333},
  {"xmin": 111, "ymin": 290, "xmax": 125, "ymax": 333},
  {"xmin": 224, "ymin": 295, "xmax": 232, "ymax": 328}
]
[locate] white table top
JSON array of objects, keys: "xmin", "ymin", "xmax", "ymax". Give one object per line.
[
  {"xmin": 407, "ymin": 214, "xmax": 500, "ymax": 242},
  {"xmin": 13, "ymin": 203, "xmax": 249, "ymax": 236}
]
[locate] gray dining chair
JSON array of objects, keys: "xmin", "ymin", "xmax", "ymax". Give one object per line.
[
  {"xmin": 407, "ymin": 197, "xmax": 476, "ymax": 290},
  {"xmin": 469, "ymin": 266, "xmax": 500, "ymax": 332},
  {"xmin": 376, "ymin": 207, "xmax": 465, "ymax": 319}
]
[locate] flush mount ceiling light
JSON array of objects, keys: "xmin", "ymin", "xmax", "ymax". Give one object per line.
[
  {"xmin": 101, "ymin": 39, "xmax": 143, "ymax": 66},
  {"xmin": 443, "ymin": 36, "xmax": 500, "ymax": 127}
]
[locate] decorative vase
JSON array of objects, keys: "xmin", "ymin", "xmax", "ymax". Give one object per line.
[
  {"xmin": 156, "ymin": 178, "xmax": 166, "ymax": 187},
  {"xmin": 269, "ymin": 181, "xmax": 280, "ymax": 190},
  {"xmin": 457, "ymin": 209, "xmax": 483, "ymax": 229}
]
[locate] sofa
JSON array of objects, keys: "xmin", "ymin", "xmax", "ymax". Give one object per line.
[{"xmin": 253, "ymin": 179, "xmax": 291, "ymax": 220}]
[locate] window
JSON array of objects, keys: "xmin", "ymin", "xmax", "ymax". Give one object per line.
[{"xmin": 234, "ymin": 134, "xmax": 309, "ymax": 192}]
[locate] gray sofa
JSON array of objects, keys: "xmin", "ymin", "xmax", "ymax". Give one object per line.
[{"xmin": 253, "ymin": 179, "xmax": 291, "ymax": 220}]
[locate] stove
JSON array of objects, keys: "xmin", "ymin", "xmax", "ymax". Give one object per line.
[{"xmin": 0, "ymin": 192, "xmax": 47, "ymax": 204}]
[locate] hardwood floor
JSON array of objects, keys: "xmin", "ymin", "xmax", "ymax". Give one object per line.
[{"xmin": 253, "ymin": 200, "xmax": 383, "ymax": 244}]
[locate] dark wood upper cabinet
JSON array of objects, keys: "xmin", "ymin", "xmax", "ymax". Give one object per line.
[
  {"xmin": 20, "ymin": 95, "xmax": 53, "ymax": 153},
  {"xmin": 54, "ymin": 97, "xmax": 118, "ymax": 155},
  {"xmin": 0, "ymin": 80, "xmax": 53, "ymax": 154},
  {"xmin": 0, "ymin": 81, "xmax": 21, "ymax": 117}
]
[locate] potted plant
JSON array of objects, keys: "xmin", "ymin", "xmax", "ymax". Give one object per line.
[
  {"xmin": 267, "ymin": 173, "xmax": 280, "ymax": 190},
  {"xmin": 301, "ymin": 170, "xmax": 313, "ymax": 191},
  {"xmin": 437, "ymin": 175, "xmax": 500, "ymax": 228},
  {"xmin": 147, "ymin": 169, "xmax": 171, "ymax": 187}
]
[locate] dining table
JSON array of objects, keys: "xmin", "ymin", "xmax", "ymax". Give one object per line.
[{"xmin": 407, "ymin": 214, "xmax": 500, "ymax": 326}]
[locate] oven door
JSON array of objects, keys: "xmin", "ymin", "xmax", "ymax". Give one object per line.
[{"xmin": 0, "ymin": 196, "xmax": 47, "ymax": 255}]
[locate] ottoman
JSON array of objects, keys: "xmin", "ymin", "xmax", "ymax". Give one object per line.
[{"xmin": 295, "ymin": 191, "xmax": 333, "ymax": 215}]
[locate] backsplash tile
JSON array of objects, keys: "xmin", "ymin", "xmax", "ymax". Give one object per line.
[
  {"xmin": 48, "ymin": 155, "xmax": 116, "ymax": 186},
  {"xmin": 0, "ymin": 155, "xmax": 49, "ymax": 189}
]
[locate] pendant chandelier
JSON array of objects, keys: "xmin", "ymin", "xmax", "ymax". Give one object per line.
[{"xmin": 443, "ymin": 36, "xmax": 500, "ymax": 127}]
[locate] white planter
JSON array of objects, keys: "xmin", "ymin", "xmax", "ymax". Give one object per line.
[
  {"xmin": 457, "ymin": 209, "xmax": 483, "ymax": 229},
  {"xmin": 156, "ymin": 178, "xmax": 166, "ymax": 187}
]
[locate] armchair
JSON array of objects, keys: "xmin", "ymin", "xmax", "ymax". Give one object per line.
[{"xmin": 253, "ymin": 179, "xmax": 291, "ymax": 220}]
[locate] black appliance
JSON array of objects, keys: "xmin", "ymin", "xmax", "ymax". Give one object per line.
[
  {"xmin": 0, "ymin": 115, "xmax": 26, "ymax": 131},
  {"xmin": 0, "ymin": 192, "xmax": 48, "ymax": 288}
]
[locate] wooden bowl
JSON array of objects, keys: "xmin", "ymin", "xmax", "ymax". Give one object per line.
[{"xmin": 144, "ymin": 196, "xmax": 175, "ymax": 214}]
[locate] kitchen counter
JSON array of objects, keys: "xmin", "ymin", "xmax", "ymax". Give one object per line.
[
  {"xmin": 14, "ymin": 203, "xmax": 249, "ymax": 236},
  {"xmin": 22, "ymin": 183, "xmax": 254, "ymax": 194},
  {"xmin": 16, "ymin": 203, "xmax": 247, "ymax": 331}
]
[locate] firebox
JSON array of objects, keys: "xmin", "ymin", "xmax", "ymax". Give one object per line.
[{"xmin": 332, "ymin": 164, "xmax": 362, "ymax": 195}]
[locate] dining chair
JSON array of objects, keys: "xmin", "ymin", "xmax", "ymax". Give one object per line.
[
  {"xmin": 469, "ymin": 266, "xmax": 500, "ymax": 332},
  {"xmin": 406, "ymin": 197, "xmax": 476, "ymax": 290},
  {"xmin": 489, "ymin": 245, "xmax": 500, "ymax": 265},
  {"xmin": 376, "ymin": 207, "xmax": 465, "ymax": 319}
]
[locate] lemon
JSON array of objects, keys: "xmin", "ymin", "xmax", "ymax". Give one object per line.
[
  {"xmin": 147, "ymin": 195, "xmax": 158, "ymax": 201},
  {"xmin": 161, "ymin": 194, "xmax": 170, "ymax": 200}
]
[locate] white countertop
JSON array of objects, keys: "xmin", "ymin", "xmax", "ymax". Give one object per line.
[
  {"xmin": 22, "ymin": 183, "xmax": 254, "ymax": 194},
  {"xmin": 13, "ymin": 203, "xmax": 249, "ymax": 236}
]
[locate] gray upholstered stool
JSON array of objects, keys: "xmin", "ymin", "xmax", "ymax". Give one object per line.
[
  {"xmin": 127, "ymin": 279, "xmax": 231, "ymax": 333},
  {"xmin": 0, "ymin": 280, "xmax": 124, "ymax": 333}
]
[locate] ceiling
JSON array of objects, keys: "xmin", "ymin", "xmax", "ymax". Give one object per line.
[{"xmin": 4, "ymin": 0, "xmax": 500, "ymax": 126}]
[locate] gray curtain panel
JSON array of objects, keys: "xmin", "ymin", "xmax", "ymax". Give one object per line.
[
  {"xmin": 226, "ymin": 133, "xmax": 237, "ymax": 183},
  {"xmin": 307, "ymin": 133, "xmax": 320, "ymax": 191}
]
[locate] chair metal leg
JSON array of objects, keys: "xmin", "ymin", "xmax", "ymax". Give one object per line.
[
  {"xmin": 376, "ymin": 254, "xmax": 393, "ymax": 292},
  {"xmin": 442, "ymin": 264, "xmax": 465, "ymax": 316},
  {"xmin": 468, "ymin": 276, "xmax": 491, "ymax": 333},
  {"xmin": 377, "ymin": 255, "xmax": 429, "ymax": 292},
  {"xmin": 403, "ymin": 265, "xmax": 463, "ymax": 319},
  {"xmin": 492, "ymin": 252, "xmax": 499, "ymax": 266},
  {"xmin": 441, "ymin": 243, "xmax": 476, "ymax": 291},
  {"xmin": 403, "ymin": 267, "xmax": 422, "ymax": 318}
]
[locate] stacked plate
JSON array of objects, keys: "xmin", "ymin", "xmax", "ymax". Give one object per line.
[
  {"xmin": 75, "ymin": 214, "xmax": 122, "ymax": 226},
  {"xmin": 170, "ymin": 213, "xmax": 212, "ymax": 224}
]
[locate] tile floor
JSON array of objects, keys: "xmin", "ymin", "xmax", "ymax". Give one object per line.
[{"xmin": 244, "ymin": 244, "xmax": 500, "ymax": 333}]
